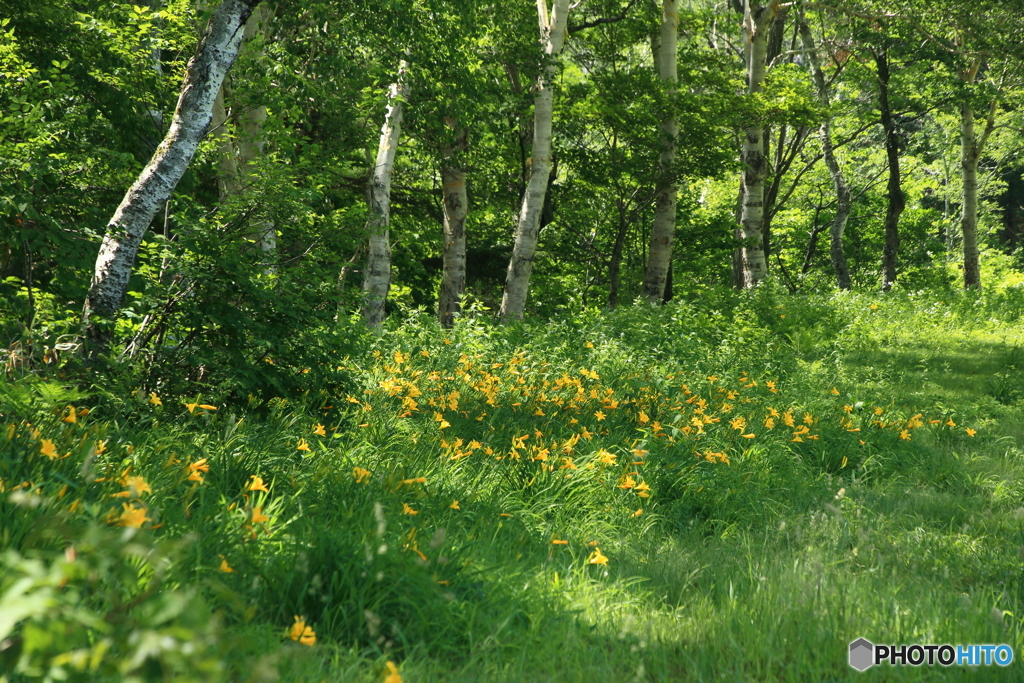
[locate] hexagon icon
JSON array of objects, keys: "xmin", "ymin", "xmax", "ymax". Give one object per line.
[{"xmin": 849, "ymin": 638, "xmax": 874, "ymax": 671}]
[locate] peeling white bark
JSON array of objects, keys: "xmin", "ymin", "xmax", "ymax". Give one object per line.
[
  {"xmin": 644, "ymin": 0, "xmax": 679, "ymax": 303},
  {"xmin": 438, "ymin": 124, "xmax": 469, "ymax": 328},
  {"xmin": 361, "ymin": 62, "xmax": 410, "ymax": 329},
  {"xmin": 83, "ymin": 0, "xmax": 260, "ymax": 354},
  {"xmin": 499, "ymin": 0, "xmax": 571, "ymax": 321},
  {"xmin": 735, "ymin": 0, "xmax": 779, "ymax": 288}
]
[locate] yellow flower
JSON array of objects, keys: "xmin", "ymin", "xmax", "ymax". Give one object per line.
[
  {"xmin": 874, "ymin": 407, "xmax": 884, "ymax": 416},
  {"xmin": 729, "ymin": 416, "xmax": 746, "ymax": 431},
  {"xmin": 402, "ymin": 503, "xmax": 419, "ymax": 515},
  {"xmin": 946, "ymin": 418, "xmax": 956, "ymax": 427},
  {"xmin": 149, "ymin": 392, "xmax": 162, "ymax": 406},
  {"xmin": 635, "ymin": 481, "xmax": 651, "ymax": 498},
  {"xmin": 764, "ymin": 417, "xmax": 776, "ymax": 429},
  {"xmin": 587, "ymin": 547, "xmax": 609, "ymax": 565},
  {"xmin": 597, "ymin": 449, "xmax": 617, "ymax": 465},
  {"xmin": 707, "ymin": 375, "xmax": 718, "ymax": 383},
  {"xmin": 251, "ymin": 506, "xmax": 269, "ymax": 524},
  {"xmin": 313, "ymin": 423, "xmax": 326, "ymax": 436},
  {"xmin": 630, "ymin": 508, "xmax": 643, "ymax": 518},
  {"xmin": 185, "ymin": 402, "xmax": 199, "ymax": 414},
  {"xmin": 384, "ymin": 661, "xmax": 403, "ymax": 683},
  {"xmin": 585, "ymin": 341, "xmax": 594, "ymax": 348},
  {"xmin": 638, "ymin": 411, "xmax": 649, "ymax": 424},
  {"xmin": 296, "ymin": 439, "xmax": 311, "ymax": 452},
  {"xmin": 830, "ymin": 387, "xmax": 839, "ymax": 395},
  {"xmin": 188, "ymin": 458, "xmax": 209, "ymax": 474},
  {"xmin": 62, "ymin": 406, "xmax": 77, "ymax": 423},
  {"xmin": 117, "ymin": 503, "xmax": 149, "ymax": 528},
  {"xmin": 199, "ymin": 404, "xmax": 217, "ymax": 411},
  {"xmin": 248, "ymin": 475, "xmax": 269, "ymax": 493},
  {"xmin": 399, "ymin": 477, "xmax": 427, "ymax": 486},
  {"xmin": 803, "ymin": 413, "xmax": 814, "ymax": 425},
  {"xmin": 353, "ymin": 467, "xmax": 371, "ymax": 483},
  {"xmin": 450, "ymin": 500, "xmax": 460, "ymax": 510},
  {"xmin": 219, "ymin": 556, "xmax": 234, "ymax": 573},
  {"xmin": 843, "ymin": 405, "xmax": 853, "ymax": 413},
  {"xmin": 40, "ymin": 439, "xmax": 58, "ymax": 459},
  {"xmin": 899, "ymin": 430, "xmax": 911, "ymax": 441},
  {"xmin": 766, "ymin": 380, "xmax": 777, "ymax": 393},
  {"xmin": 95, "ymin": 440, "xmax": 107, "ymax": 455},
  {"xmin": 618, "ymin": 475, "xmax": 636, "ymax": 490},
  {"xmin": 124, "ymin": 476, "xmax": 152, "ymax": 498},
  {"xmin": 965, "ymin": 428, "xmax": 977, "ymax": 436},
  {"xmin": 594, "ymin": 410, "xmax": 606, "ymax": 421},
  {"xmin": 289, "ymin": 616, "xmax": 316, "ymax": 646}
]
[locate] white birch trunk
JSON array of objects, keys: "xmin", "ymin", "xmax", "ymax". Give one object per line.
[
  {"xmin": 438, "ymin": 125, "xmax": 469, "ymax": 328},
  {"xmin": 959, "ymin": 59, "xmax": 996, "ymax": 290},
  {"xmin": 644, "ymin": 0, "xmax": 679, "ymax": 303},
  {"xmin": 360, "ymin": 62, "xmax": 410, "ymax": 329},
  {"xmin": 83, "ymin": 0, "xmax": 260, "ymax": 355},
  {"xmin": 498, "ymin": 0, "xmax": 571, "ymax": 321},
  {"xmin": 797, "ymin": 11, "xmax": 851, "ymax": 289},
  {"xmin": 735, "ymin": 0, "xmax": 780, "ymax": 288}
]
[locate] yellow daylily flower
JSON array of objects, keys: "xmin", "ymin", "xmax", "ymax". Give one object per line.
[
  {"xmin": 313, "ymin": 423, "xmax": 326, "ymax": 436},
  {"xmin": 248, "ymin": 476, "xmax": 269, "ymax": 493}
]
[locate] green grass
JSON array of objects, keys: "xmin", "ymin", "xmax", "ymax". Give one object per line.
[{"xmin": 2, "ymin": 286, "xmax": 1024, "ymax": 682}]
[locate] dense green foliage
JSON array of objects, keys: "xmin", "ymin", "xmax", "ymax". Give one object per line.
[
  {"xmin": 3, "ymin": 288, "xmax": 1024, "ymax": 680},
  {"xmin": 3, "ymin": 0, "xmax": 1024, "ymax": 679}
]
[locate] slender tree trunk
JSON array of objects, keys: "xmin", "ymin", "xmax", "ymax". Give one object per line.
[
  {"xmin": 959, "ymin": 59, "xmax": 997, "ymax": 290},
  {"xmin": 361, "ymin": 62, "xmax": 410, "ymax": 329},
  {"xmin": 438, "ymin": 124, "xmax": 469, "ymax": 328},
  {"xmin": 211, "ymin": 4, "xmax": 275, "ymax": 260},
  {"xmin": 82, "ymin": 0, "xmax": 261, "ymax": 359},
  {"xmin": 734, "ymin": 0, "xmax": 780, "ymax": 288},
  {"xmin": 960, "ymin": 103, "xmax": 980, "ymax": 289},
  {"xmin": 874, "ymin": 48, "xmax": 903, "ymax": 291},
  {"xmin": 499, "ymin": 0, "xmax": 571, "ymax": 321},
  {"xmin": 644, "ymin": 0, "xmax": 678, "ymax": 303},
  {"xmin": 798, "ymin": 12, "xmax": 851, "ymax": 289},
  {"xmin": 609, "ymin": 205, "xmax": 628, "ymax": 308}
]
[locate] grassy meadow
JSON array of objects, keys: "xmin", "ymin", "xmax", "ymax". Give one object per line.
[{"xmin": 3, "ymin": 285, "xmax": 1024, "ymax": 682}]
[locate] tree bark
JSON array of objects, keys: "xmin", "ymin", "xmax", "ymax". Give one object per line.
[
  {"xmin": 643, "ymin": 0, "xmax": 679, "ymax": 303},
  {"xmin": 798, "ymin": 11, "xmax": 851, "ymax": 289},
  {"xmin": 959, "ymin": 58, "xmax": 996, "ymax": 290},
  {"xmin": 82, "ymin": 0, "xmax": 261, "ymax": 359},
  {"xmin": 734, "ymin": 0, "xmax": 780, "ymax": 289},
  {"xmin": 211, "ymin": 4, "xmax": 276, "ymax": 260},
  {"xmin": 874, "ymin": 48, "xmax": 903, "ymax": 291},
  {"xmin": 499, "ymin": 0, "xmax": 571, "ymax": 321},
  {"xmin": 438, "ymin": 124, "xmax": 469, "ymax": 328},
  {"xmin": 360, "ymin": 62, "xmax": 410, "ymax": 329}
]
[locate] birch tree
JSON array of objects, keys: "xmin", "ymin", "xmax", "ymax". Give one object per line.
[
  {"xmin": 210, "ymin": 3, "xmax": 276, "ymax": 258},
  {"xmin": 438, "ymin": 122, "xmax": 469, "ymax": 328},
  {"xmin": 82, "ymin": 0, "xmax": 262, "ymax": 358},
  {"xmin": 798, "ymin": 10, "xmax": 852, "ymax": 289},
  {"xmin": 643, "ymin": 0, "xmax": 679, "ymax": 303},
  {"xmin": 361, "ymin": 62, "xmax": 410, "ymax": 329},
  {"xmin": 734, "ymin": 0, "xmax": 781, "ymax": 288},
  {"xmin": 958, "ymin": 57, "xmax": 998, "ymax": 290},
  {"xmin": 499, "ymin": 0, "xmax": 571, "ymax": 321}
]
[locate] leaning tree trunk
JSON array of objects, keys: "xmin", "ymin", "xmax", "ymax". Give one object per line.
[
  {"xmin": 82, "ymin": 0, "xmax": 261, "ymax": 359},
  {"xmin": 734, "ymin": 0, "xmax": 780, "ymax": 289},
  {"xmin": 360, "ymin": 63, "xmax": 410, "ymax": 329},
  {"xmin": 798, "ymin": 11, "xmax": 851, "ymax": 289},
  {"xmin": 499, "ymin": 0, "xmax": 571, "ymax": 322},
  {"xmin": 643, "ymin": 0, "xmax": 679, "ymax": 303},
  {"xmin": 874, "ymin": 48, "xmax": 903, "ymax": 291},
  {"xmin": 438, "ymin": 124, "xmax": 469, "ymax": 328},
  {"xmin": 959, "ymin": 59, "xmax": 997, "ymax": 290}
]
